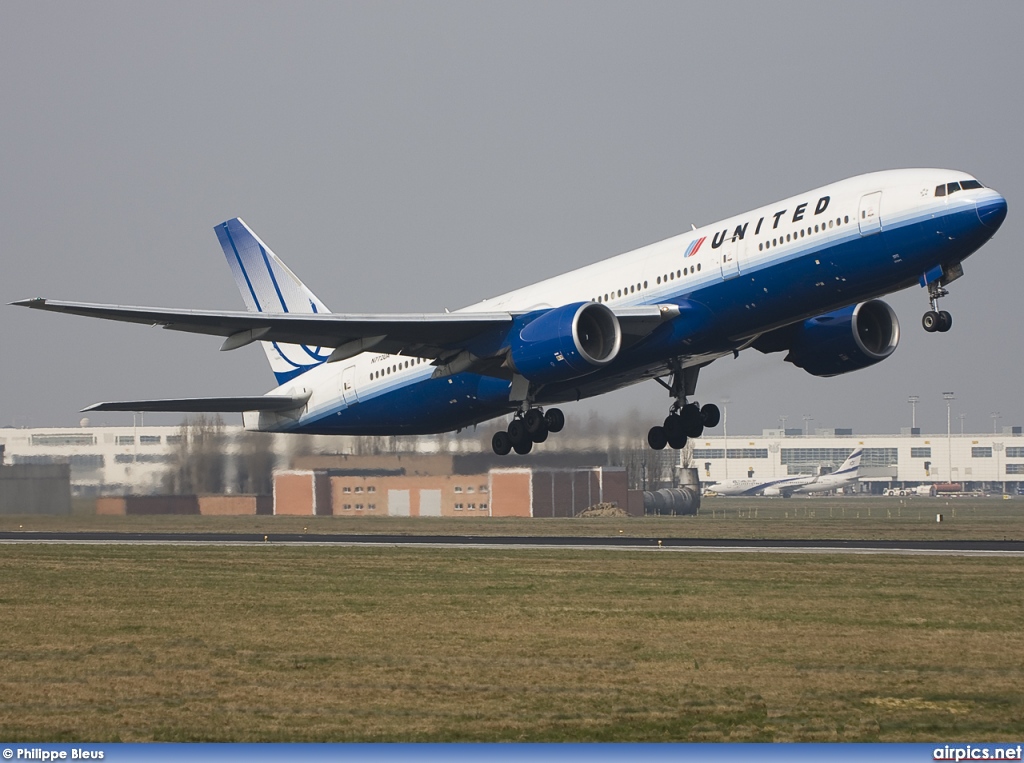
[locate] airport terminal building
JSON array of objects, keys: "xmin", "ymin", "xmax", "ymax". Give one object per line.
[
  {"xmin": 2, "ymin": 422, "xmax": 1022, "ymax": 497},
  {"xmin": 688, "ymin": 427, "xmax": 1024, "ymax": 494}
]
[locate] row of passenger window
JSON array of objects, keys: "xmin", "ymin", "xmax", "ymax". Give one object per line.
[
  {"xmin": 371, "ymin": 357, "xmax": 427, "ymax": 380},
  {"xmin": 592, "ymin": 281, "xmax": 646, "ymax": 303},
  {"xmin": 935, "ymin": 179, "xmax": 983, "ymax": 197},
  {"xmin": 590, "ymin": 264, "xmax": 705, "ymax": 303},
  {"xmin": 758, "ymin": 216, "xmax": 850, "ymax": 252}
]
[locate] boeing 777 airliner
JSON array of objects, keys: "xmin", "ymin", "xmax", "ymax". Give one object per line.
[{"xmin": 15, "ymin": 169, "xmax": 1007, "ymax": 455}]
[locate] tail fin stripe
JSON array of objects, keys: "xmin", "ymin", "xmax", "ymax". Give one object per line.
[
  {"xmin": 257, "ymin": 242, "xmax": 290, "ymax": 314},
  {"xmin": 221, "ymin": 224, "xmax": 265, "ymax": 314}
]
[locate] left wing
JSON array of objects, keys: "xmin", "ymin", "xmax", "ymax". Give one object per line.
[
  {"xmin": 12, "ymin": 298, "xmax": 679, "ymax": 367},
  {"xmin": 11, "ymin": 298, "xmax": 514, "ymax": 362}
]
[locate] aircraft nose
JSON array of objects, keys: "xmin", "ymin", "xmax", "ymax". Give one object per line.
[{"xmin": 977, "ymin": 193, "xmax": 1008, "ymax": 229}]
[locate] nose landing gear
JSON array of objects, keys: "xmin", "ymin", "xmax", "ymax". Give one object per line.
[{"xmin": 922, "ymin": 275, "xmax": 954, "ymax": 333}]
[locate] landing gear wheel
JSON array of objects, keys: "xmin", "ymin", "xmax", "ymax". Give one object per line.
[
  {"xmin": 544, "ymin": 408, "xmax": 565, "ymax": 433},
  {"xmin": 922, "ymin": 310, "xmax": 939, "ymax": 333},
  {"xmin": 938, "ymin": 310, "xmax": 952, "ymax": 333},
  {"xmin": 680, "ymin": 404, "xmax": 704, "ymax": 438},
  {"xmin": 700, "ymin": 403, "xmax": 721, "ymax": 428},
  {"xmin": 524, "ymin": 408, "xmax": 546, "ymax": 436},
  {"xmin": 667, "ymin": 431, "xmax": 688, "ymax": 450},
  {"xmin": 507, "ymin": 418, "xmax": 528, "ymax": 446},
  {"xmin": 530, "ymin": 426, "xmax": 549, "ymax": 444},
  {"xmin": 663, "ymin": 413, "xmax": 684, "ymax": 440},
  {"xmin": 512, "ymin": 438, "xmax": 533, "ymax": 455},
  {"xmin": 491, "ymin": 431, "xmax": 512, "ymax": 456},
  {"xmin": 648, "ymin": 426, "xmax": 668, "ymax": 450}
]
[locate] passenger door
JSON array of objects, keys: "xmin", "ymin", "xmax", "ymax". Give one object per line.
[{"xmin": 858, "ymin": 192, "xmax": 882, "ymax": 236}]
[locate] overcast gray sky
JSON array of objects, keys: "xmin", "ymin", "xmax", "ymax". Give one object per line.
[{"xmin": 2, "ymin": 1, "xmax": 1021, "ymax": 437}]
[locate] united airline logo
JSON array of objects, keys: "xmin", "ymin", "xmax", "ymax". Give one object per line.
[{"xmin": 684, "ymin": 237, "xmax": 705, "ymax": 258}]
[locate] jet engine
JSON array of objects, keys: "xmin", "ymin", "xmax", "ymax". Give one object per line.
[
  {"xmin": 508, "ymin": 302, "xmax": 622, "ymax": 385},
  {"xmin": 754, "ymin": 299, "xmax": 900, "ymax": 378}
]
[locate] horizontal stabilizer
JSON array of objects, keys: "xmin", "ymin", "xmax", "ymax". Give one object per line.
[{"xmin": 82, "ymin": 394, "xmax": 310, "ymax": 413}]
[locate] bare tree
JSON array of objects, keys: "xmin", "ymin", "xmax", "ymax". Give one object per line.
[{"xmin": 162, "ymin": 415, "xmax": 226, "ymax": 494}]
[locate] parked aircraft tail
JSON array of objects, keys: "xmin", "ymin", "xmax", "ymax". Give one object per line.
[
  {"xmin": 835, "ymin": 448, "xmax": 863, "ymax": 476},
  {"xmin": 214, "ymin": 218, "xmax": 331, "ymax": 384}
]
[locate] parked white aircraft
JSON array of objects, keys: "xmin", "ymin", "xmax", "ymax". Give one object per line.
[
  {"xmin": 706, "ymin": 448, "xmax": 863, "ymax": 497},
  {"xmin": 14, "ymin": 170, "xmax": 1006, "ymax": 455}
]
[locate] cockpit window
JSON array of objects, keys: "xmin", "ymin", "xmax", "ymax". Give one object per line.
[{"xmin": 936, "ymin": 179, "xmax": 984, "ymax": 197}]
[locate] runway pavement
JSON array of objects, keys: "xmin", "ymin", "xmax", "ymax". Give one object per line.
[{"xmin": 1, "ymin": 531, "xmax": 1023, "ymax": 556}]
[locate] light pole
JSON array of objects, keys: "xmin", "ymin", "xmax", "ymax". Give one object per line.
[
  {"xmin": 959, "ymin": 413, "xmax": 966, "ymax": 435},
  {"xmin": 779, "ymin": 415, "xmax": 787, "ymax": 433},
  {"xmin": 721, "ymin": 398, "xmax": 730, "ymax": 479},
  {"xmin": 802, "ymin": 414, "xmax": 813, "ymax": 436},
  {"xmin": 908, "ymin": 395, "xmax": 919, "ymax": 430},
  {"xmin": 943, "ymin": 392, "xmax": 955, "ymax": 481},
  {"xmin": 992, "ymin": 412, "xmax": 1001, "ymax": 434}
]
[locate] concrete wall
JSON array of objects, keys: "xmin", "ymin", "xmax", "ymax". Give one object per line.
[{"xmin": 0, "ymin": 464, "xmax": 71, "ymax": 515}]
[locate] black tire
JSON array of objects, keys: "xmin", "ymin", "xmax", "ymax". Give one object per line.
[
  {"xmin": 648, "ymin": 426, "xmax": 667, "ymax": 450},
  {"xmin": 922, "ymin": 311, "xmax": 939, "ymax": 332},
  {"xmin": 524, "ymin": 408, "xmax": 545, "ymax": 435},
  {"xmin": 507, "ymin": 418, "xmax": 528, "ymax": 446},
  {"xmin": 531, "ymin": 426, "xmax": 549, "ymax": 444},
  {"xmin": 544, "ymin": 407, "xmax": 565, "ymax": 433},
  {"xmin": 681, "ymin": 404, "xmax": 704, "ymax": 438},
  {"xmin": 700, "ymin": 403, "xmax": 721, "ymax": 428},
  {"xmin": 938, "ymin": 310, "xmax": 952, "ymax": 333},
  {"xmin": 667, "ymin": 431, "xmax": 688, "ymax": 450},
  {"xmin": 663, "ymin": 413, "xmax": 684, "ymax": 439},
  {"xmin": 491, "ymin": 431, "xmax": 512, "ymax": 456},
  {"xmin": 512, "ymin": 438, "xmax": 533, "ymax": 455}
]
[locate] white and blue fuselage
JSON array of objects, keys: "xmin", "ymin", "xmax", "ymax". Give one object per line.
[{"xmin": 248, "ymin": 169, "xmax": 1006, "ymax": 435}]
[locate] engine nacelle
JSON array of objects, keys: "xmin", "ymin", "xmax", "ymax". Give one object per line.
[
  {"xmin": 508, "ymin": 302, "xmax": 621, "ymax": 385},
  {"xmin": 782, "ymin": 299, "xmax": 900, "ymax": 377}
]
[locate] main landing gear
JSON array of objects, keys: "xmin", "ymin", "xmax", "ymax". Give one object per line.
[
  {"xmin": 491, "ymin": 407, "xmax": 565, "ymax": 456},
  {"xmin": 922, "ymin": 282, "xmax": 952, "ymax": 333},
  {"xmin": 647, "ymin": 362, "xmax": 721, "ymax": 451}
]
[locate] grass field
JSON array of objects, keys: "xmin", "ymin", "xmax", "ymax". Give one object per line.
[
  {"xmin": 3, "ymin": 494, "xmax": 1023, "ymax": 541},
  {"xmin": 1, "ymin": 543, "xmax": 1022, "ymax": 741}
]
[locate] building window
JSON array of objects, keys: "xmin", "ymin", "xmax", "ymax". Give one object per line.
[
  {"xmin": 343, "ymin": 486, "xmax": 351, "ymax": 493},
  {"xmin": 139, "ymin": 435, "xmax": 161, "ymax": 445},
  {"xmin": 355, "ymin": 486, "xmax": 363, "ymax": 493},
  {"xmin": 166, "ymin": 435, "xmax": 183, "ymax": 445},
  {"xmin": 911, "ymin": 447, "xmax": 932, "ymax": 458},
  {"xmin": 1006, "ymin": 464, "xmax": 1024, "ymax": 475},
  {"xmin": 480, "ymin": 503, "xmax": 488, "ymax": 510},
  {"xmin": 972, "ymin": 447, "xmax": 993, "ymax": 458},
  {"xmin": 454, "ymin": 486, "xmax": 463, "ymax": 493},
  {"xmin": 454, "ymin": 503, "xmax": 463, "ymax": 510},
  {"xmin": 368, "ymin": 486, "xmax": 376, "ymax": 493},
  {"xmin": 31, "ymin": 434, "xmax": 97, "ymax": 447},
  {"xmin": 116, "ymin": 436, "xmax": 135, "ymax": 446},
  {"xmin": 479, "ymin": 486, "xmax": 488, "ymax": 493},
  {"xmin": 1006, "ymin": 447, "xmax": 1024, "ymax": 458}
]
